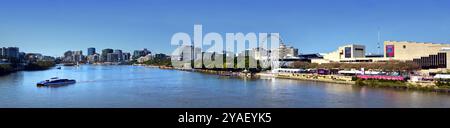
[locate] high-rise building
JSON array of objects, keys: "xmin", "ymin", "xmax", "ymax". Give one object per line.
[
  {"xmin": 114, "ymin": 49, "xmax": 123, "ymax": 62},
  {"xmin": 0, "ymin": 47, "xmax": 21, "ymax": 62},
  {"xmin": 63, "ymin": 50, "xmax": 84, "ymax": 62},
  {"xmin": 107, "ymin": 53, "xmax": 119, "ymax": 62},
  {"xmin": 73, "ymin": 50, "xmax": 84, "ymax": 62},
  {"xmin": 133, "ymin": 48, "xmax": 151, "ymax": 59},
  {"xmin": 63, "ymin": 50, "xmax": 73, "ymax": 62},
  {"xmin": 19, "ymin": 52, "xmax": 26, "ymax": 62},
  {"xmin": 275, "ymin": 43, "xmax": 299, "ymax": 59},
  {"xmin": 101, "ymin": 49, "xmax": 114, "ymax": 62},
  {"xmin": 122, "ymin": 52, "xmax": 131, "ymax": 61},
  {"xmin": 155, "ymin": 53, "xmax": 167, "ymax": 59},
  {"xmin": 87, "ymin": 53, "xmax": 100, "ymax": 63},
  {"xmin": 0, "ymin": 48, "xmax": 3, "ymax": 57},
  {"xmin": 1, "ymin": 47, "xmax": 20, "ymax": 59},
  {"xmin": 88, "ymin": 47, "xmax": 96, "ymax": 56}
]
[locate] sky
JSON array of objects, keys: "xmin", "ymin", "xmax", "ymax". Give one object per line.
[{"xmin": 1, "ymin": 0, "xmax": 450, "ymax": 57}]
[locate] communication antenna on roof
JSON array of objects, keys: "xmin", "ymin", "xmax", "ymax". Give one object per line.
[{"xmin": 377, "ymin": 27, "xmax": 381, "ymax": 55}]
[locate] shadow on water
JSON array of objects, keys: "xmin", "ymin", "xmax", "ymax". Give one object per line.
[{"xmin": 37, "ymin": 84, "xmax": 74, "ymax": 88}]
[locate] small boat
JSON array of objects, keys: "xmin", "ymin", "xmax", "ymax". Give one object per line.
[
  {"xmin": 37, "ymin": 77, "xmax": 76, "ymax": 86},
  {"xmin": 56, "ymin": 67, "xmax": 62, "ymax": 69}
]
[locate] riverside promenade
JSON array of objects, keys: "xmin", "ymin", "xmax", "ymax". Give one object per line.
[{"xmin": 260, "ymin": 72, "xmax": 356, "ymax": 85}]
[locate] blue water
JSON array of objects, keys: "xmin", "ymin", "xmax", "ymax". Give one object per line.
[{"xmin": 1, "ymin": 65, "xmax": 450, "ymax": 108}]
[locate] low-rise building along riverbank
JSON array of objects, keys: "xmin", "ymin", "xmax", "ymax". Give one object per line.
[{"xmin": 268, "ymin": 68, "xmax": 450, "ymax": 93}]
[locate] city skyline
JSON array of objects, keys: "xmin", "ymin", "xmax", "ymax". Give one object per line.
[{"xmin": 1, "ymin": 0, "xmax": 450, "ymax": 56}]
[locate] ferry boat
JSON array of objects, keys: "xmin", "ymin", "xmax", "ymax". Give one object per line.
[{"xmin": 37, "ymin": 77, "xmax": 76, "ymax": 86}]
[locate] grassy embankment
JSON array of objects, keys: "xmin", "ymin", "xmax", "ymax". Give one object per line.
[
  {"xmin": 276, "ymin": 74, "xmax": 355, "ymax": 85},
  {"xmin": 355, "ymin": 79, "xmax": 450, "ymax": 92}
]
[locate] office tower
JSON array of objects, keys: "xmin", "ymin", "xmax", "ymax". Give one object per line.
[
  {"xmin": 88, "ymin": 47, "xmax": 96, "ymax": 56},
  {"xmin": 133, "ymin": 48, "xmax": 151, "ymax": 59},
  {"xmin": 122, "ymin": 52, "xmax": 131, "ymax": 61},
  {"xmin": 107, "ymin": 53, "xmax": 119, "ymax": 62},
  {"xmin": 114, "ymin": 49, "xmax": 123, "ymax": 61},
  {"xmin": 101, "ymin": 49, "xmax": 114, "ymax": 62}
]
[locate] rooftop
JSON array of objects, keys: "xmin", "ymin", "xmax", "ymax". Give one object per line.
[{"xmin": 385, "ymin": 40, "xmax": 450, "ymax": 45}]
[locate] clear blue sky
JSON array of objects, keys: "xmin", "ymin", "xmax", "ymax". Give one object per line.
[{"xmin": 1, "ymin": 0, "xmax": 450, "ymax": 56}]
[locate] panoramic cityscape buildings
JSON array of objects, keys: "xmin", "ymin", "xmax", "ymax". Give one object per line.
[
  {"xmin": 172, "ymin": 40, "xmax": 450, "ymax": 71},
  {"xmin": 3, "ymin": 38, "xmax": 450, "ymax": 89},
  {"xmin": 58, "ymin": 48, "xmax": 164, "ymax": 64},
  {"xmin": 3, "ymin": 40, "xmax": 450, "ymax": 70},
  {"xmin": 4, "ymin": 1, "xmax": 450, "ymax": 123},
  {"xmin": 1, "ymin": 47, "xmax": 55, "ymax": 64},
  {"xmin": 0, "ymin": 45, "xmax": 168, "ymax": 74}
]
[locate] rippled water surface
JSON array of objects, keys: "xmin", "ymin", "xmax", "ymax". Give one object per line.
[{"xmin": 1, "ymin": 65, "xmax": 450, "ymax": 108}]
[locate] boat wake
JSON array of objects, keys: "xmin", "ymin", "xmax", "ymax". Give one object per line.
[{"xmin": 76, "ymin": 77, "xmax": 158, "ymax": 83}]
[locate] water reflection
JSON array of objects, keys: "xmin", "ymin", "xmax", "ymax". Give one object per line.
[{"xmin": 1, "ymin": 65, "xmax": 450, "ymax": 108}]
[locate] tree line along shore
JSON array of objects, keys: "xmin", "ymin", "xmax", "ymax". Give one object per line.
[
  {"xmin": 0, "ymin": 61, "xmax": 56, "ymax": 75},
  {"xmin": 137, "ymin": 58, "xmax": 450, "ymax": 93}
]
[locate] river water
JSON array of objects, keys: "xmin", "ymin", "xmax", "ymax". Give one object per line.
[{"xmin": 1, "ymin": 65, "xmax": 450, "ymax": 108}]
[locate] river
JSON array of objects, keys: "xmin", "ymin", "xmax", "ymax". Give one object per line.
[{"xmin": 1, "ymin": 65, "xmax": 450, "ymax": 108}]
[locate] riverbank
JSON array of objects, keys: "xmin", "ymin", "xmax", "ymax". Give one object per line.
[
  {"xmin": 0, "ymin": 64, "xmax": 15, "ymax": 76},
  {"xmin": 4, "ymin": 64, "xmax": 450, "ymax": 107},
  {"xmin": 194, "ymin": 69, "xmax": 257, "ymax": 78},
  {"xmin": 273, "ymin": 72, "xmax": 450, "ymax": 93},
  {"xmin": 355, "ymin": 79, "xmax": 450, "ymax": 93},
  {"xmin": 274, "ymin": 73, "xmax": 355, "ymax": 85},
  {"xmin": 136, "ymin": 64, "xmax": 175, "ymax": 69},
  {"xmin": 0, "ymin": 61, "xmax": 56, "ymax": 75},
  {"xmin": 137, "ymin": 64, "xmax": 260, "ymax": 78},
  {"xmin": 24, "ymin": 61, "xmax": 56, "ymax": 71},
  {"xmin": 133, "ymin": 64, "xmax": 450, "ymax": 93}
]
